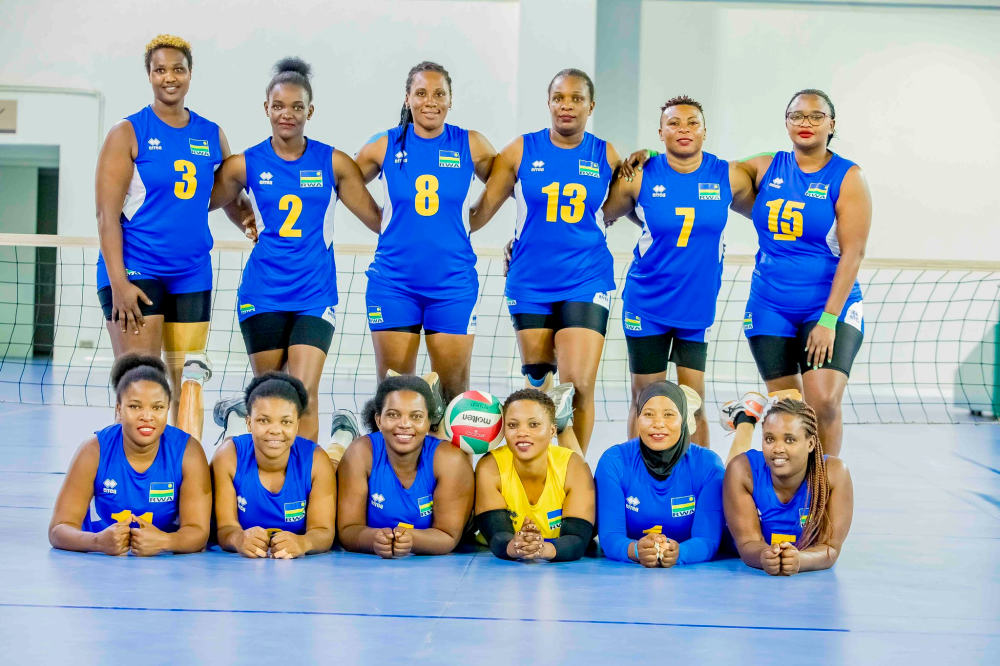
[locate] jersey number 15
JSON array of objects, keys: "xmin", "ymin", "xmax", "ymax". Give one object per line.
[{"xmin": 765, "ymin": 199, "xmax": 805, "ymax": 241}]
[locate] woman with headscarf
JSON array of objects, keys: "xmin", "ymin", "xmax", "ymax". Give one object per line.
[{"xmin": 594, "ymin": 381, "xmax": 724, "ymax": 567}]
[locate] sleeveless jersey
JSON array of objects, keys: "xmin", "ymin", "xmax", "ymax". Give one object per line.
[
  {"xmin": 96, "ymin": 106, "xmax": 221, "ymax": 286},
  {"xmin": 507, "ymin": 130, "xmax": 615, "ymax": 302},
  {"xmin": 366, "ymin": 124, "xmax": 478, "ymax": 298},
  {"xmin": 745, "ymin": 449, "xmax": 810, "ymax": 546},
  {"xmin": 231, "ymin": 434, "xmax": 316, "ymax": 535},
  {"xmin": 624, "ymin": 152, "xmax": 732, "ymax": 330},
  {"xmin": 366, "ymin": 432, "xmax": 441, "ymax": 530},
  {"xmin": 750, "ymin": 151, "xmax": 862, "ymax": 310},
  {"xmin": 239, "ymin": 138, "xmax": 339, "ymax": 315},
  {"xmin": 490, "ymin": 443, "xmax": 574, "ymax": 540},
  {"xmin": 83, "ymin": 423, "xmax": 189, "ymax": 533}
]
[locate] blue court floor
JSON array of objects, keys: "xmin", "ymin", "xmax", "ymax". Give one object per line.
[{"xmin": 1, "ymin": 403, "xmax": 998, "ymax": 665}]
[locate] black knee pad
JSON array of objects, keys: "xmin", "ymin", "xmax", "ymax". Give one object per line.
[{"xmin": 521, "ymin": 363, "xmax": 557, "ymax": 383}]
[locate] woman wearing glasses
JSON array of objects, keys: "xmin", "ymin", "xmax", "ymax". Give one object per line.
[{"xmin": 737, "ymin": 89, "xmax": 872, "ymax": 456}]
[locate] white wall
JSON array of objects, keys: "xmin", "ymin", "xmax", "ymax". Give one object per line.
[
  {"xmin": 0, "ymin": 0, "xmax": 521, "ymax": 247},
  {"xmin": 637, "ymin": 1, "xmax": 1000, "ymax": 261}
]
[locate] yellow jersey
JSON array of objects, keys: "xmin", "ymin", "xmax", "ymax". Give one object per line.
[{"xmin": 491, "ymin": 444, "xmax": 574, "ymax": 539}]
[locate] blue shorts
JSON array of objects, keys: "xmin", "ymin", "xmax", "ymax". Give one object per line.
[
  {"xmin": 743, "ymin": 293, "xmax": 864, "ymax": 338},
  {"xmin": 506, "ymin": 289, "xmax": 611, "ymax": 316},
  {"xmin": 237, "ymin": 303, "xmax": 336, "ymax": 325},
  {"xmin": 96, "ymin": 256, "xmax": 213, "ymax": 294},
  {"xmin": 366, "ymin": 279, "xmax": 478, "ymax": 335},
  {"xmin": 622, "ymin": 309, "xmax": 709, "ymax": 343}
]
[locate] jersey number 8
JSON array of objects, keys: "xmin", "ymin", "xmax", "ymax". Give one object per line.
[
  {"xmin": 765, "ymin": 199, "xmax": 805, "ymax": 241},
  {"xmin": 415, "ymin": 175, "xmax": 439, "ymax": 217},
  {"xmin": 173, "ymin": 160, "xmax": 197, "ymax": 200},
  {"xmin": 541, "ymin": 182, "xmax": 586, "ymax": 223}
]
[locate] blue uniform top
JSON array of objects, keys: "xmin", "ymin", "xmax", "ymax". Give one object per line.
[
  {"xmin": 595, "ymin": 438, "xmax": 725, "ymax": 564},
  {"xmin": 239, "ymin": 138, "xmax": 339, "ymax": 315},
  {"xmin": 366, "ymin": 124, "xmax": 478, "ymax": 298},
  {"xmin": 231, "ymin": 434, "xmax": 316, "ymax": 535},
  {"xmin": 750, "ymin": 151, "xmax": 862, "ymax": 309},
  {"xmin": 624, "ymin": 152, "xmax": 732, "ymax": 330},
  {"xmin": 96, "ymin": 106, "xmax": 222, "ymax": 288},
  {"xmin": 83, "ymin": 423, "xmax": 189, "ymax": 533},
  {"xmin": 744, "ymin": 449, "xmax": 811, "ymax": 546},
  {"xmin": 507, "ymin": 129, "xmax": 615, "ymax": 302},
  {"xmin": 366, "ymin": 431, "xmax": 440, "ymax": 530}
]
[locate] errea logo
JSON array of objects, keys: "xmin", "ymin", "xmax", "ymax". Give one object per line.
[
  {"xmin": 237, "ymin": 495, "xmax": 247, "ymax": 512},
  {"xmin": 768, "ymin": 177, "xmax": 783, "ymax": 189},
  {"xmin": 259, "ymin": 172, "xmax": 273, "ymax": 185},
  {"xmin": 626, "ymin": 496, "xmax": 640, "ymax": 512},
  {"xmin": 147, "ymin": 138, "xmax": 162, "ymax": 151},
  {"xmin": 103, "ymin": 479, "xmax": 118, "ymax": 494},
  {"xmin": 531, "ymin": 160, "xmax": 545, "ymax": 172},
  {"xmin": 394, "ymin": 150, "xmax": 407, "ymax": 164},
  {"xmin": 370, "ymin": 492, "xmax": 385, "ymax": 509},
  {"xmin": 652, "ymin": 184, "xmax": 666, "ymax": 198}
]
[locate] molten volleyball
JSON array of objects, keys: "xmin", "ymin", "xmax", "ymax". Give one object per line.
[{"xmin": 443, "ymin": 390, "xmax": 504, "ymax": 455}]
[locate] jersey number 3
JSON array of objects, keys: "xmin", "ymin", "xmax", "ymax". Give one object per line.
[
  {"xmin": 174, "ymin": 160, "xmax": 196, "ymax": 200},
  {"xmin": 279, "ymin": 194, "xmax": 303, "ymax": 237},
  {"xmin": 765, "ymin": 199, "xmax": 805, "ymax": 241}
]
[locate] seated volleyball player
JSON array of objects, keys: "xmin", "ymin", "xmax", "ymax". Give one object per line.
[
  {"xmin": 476, "ymin": 389, "xmax": 595, "ymax": 562},
  {"xmin": 211, "ymin": 372, "xmax": 335, "ymax": 558},
  {"xmin": 337, "ymin": 375, "xmax": 474, "ymax": 557},
  {"xmin": 723, "ymin": 398, "xmax": 854, "ymax": 575},
  {"xmin": 595, "ymin": 381, "xmax": 724, "ymax": 567},
  {"xmin": 602, "ymin": 96, "xmax": 755, "ymax": 448},
  {"xmin": 48, "ymin": 355, "xmax": 211, "ymax": 556},
  {"xmin": 210, "ymin": 57, "xmax": 382, "ymax": 443},
  {"xmin": 95, "ymin": 35, "xmax": 255, "ymax": 444}
]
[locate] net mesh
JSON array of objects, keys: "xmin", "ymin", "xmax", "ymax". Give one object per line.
[{"xmin": 1, "ymin": 235, "xmax": 997, "ymax": 423}]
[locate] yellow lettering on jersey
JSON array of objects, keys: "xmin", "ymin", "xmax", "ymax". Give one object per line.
[
  {"xmin": 770, "ymin": 533, "xmax": 797, "ymax": 546},
  {"xmin": 415, "ymin": 175, "xmax": 440, "ymax": 216},
  {"xmin": 542, "ymin": 182, "xmax": 588, "ymax": 223},
  {"xmin": 266, "ymin": 528, "xmax": 282, "ymax": 539},
  {"xmin": 111, "ymin": 510, "xmax": 153, "ymax": 524},
  {"xmin": 643, "ymin": 525, "xmax": 663, "ymax": 535},
  {"xmin": 765, "ymin": 199, "xmax": 805, "ymax": 241},
  {"xmin": 675, "ymin": 207, "xmax": 695, "ymax": 247},
  {"xmin": 173, "ymin": 160, "xmax": 197, "ymax": 200},
  {"xmin": 397, "ymin": 522, "xmax": 414, "ymax": 529},
  {"xmin": 278, "ymin": 194, "xmax": 303, "ymax": 237}
]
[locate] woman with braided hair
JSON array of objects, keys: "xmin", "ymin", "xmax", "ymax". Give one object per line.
[{"xmin": 723, "ymin": 398, "xmax": 854, "ymax": 575}]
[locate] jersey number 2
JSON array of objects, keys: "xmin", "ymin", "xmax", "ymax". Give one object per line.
[
  {"xmin": 279, "ymin": 194, "xmax": 303, "ymax": 237},
  {"xmin": 765, "ymin": 199, "xmax": 805, "ymax": 241},
  {"xmin": 541, "ymin": 182, "xmax": 586, "ymax": 223},
  {"xmin": 173, "ymin": 160, "xmax": 196, "ymax": 200},
  {"xmin": 415, "ymin": 175, "xmax": 439, "ymax": 217}
]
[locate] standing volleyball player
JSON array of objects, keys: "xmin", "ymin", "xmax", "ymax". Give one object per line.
[
  {"xmin": 468, "ymin": 69, "xmax": 623, "ymax": 456},
  {"xmin": 353, "ymin": 62, "xmax": 497, "ymax": 421},
  {"xmin": 603, "ymin": 96, "xmax": 755, "ymax": 448},
  {"xmin": 738, "ymin": 90, "xmax": 871, "ymax": 456},
  {"xmin": 211, "ymin": 58, "xmax": 382, "ymax": 443},
  {"xmin": 95, "ymin": 35, "xmax": 255, "ymax": 443}
]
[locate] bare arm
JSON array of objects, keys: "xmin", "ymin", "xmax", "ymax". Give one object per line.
[
  {"xmin": 218, "ymin": 128, "xmax": 257, "ymax": 242},
  {"xmin": 468, "ymin": 136, "xmax": 522, "ymax": 233},
  {"xmin": 295, "ymin": 447, "xmax": 336, "ymax": 555},
  {"xmin": 408, "ymin": 443, "xmax": 474, "ymax": 555},
  {"xmin": 605, "ymin": 142, "xmax": 623, "ymax": 172},
  {"xmin": 825, "ymin": 166, "xmax": 871, "ymax": 317},
  {"xmin": 602, "ymin": 169, "xmax": 641, "ymax": 223},
  {"xmin": 469, "ymin": 130, "xmax": 498, "ymax": 184},
  {"xmin": 209, "ymin": 153, "xmax": 248, "ymax": 212},
  {"xmin": 795, "ymin": 457, "xmax": 853, "ymax": 572},
  {"xmin": 354, "ymin": 134, "xmax": 388, "ymax": 184},
  {"xmin": 165, "ymin": 437, "xmax": 212, "ymax": 554},
  {"xmin": 336, "ymin": 437, "xmax": 381, "ymax": 553},
  {"xmin": 210, "ymin": 439, "xmax": 244, "ymax": 553},
  {"xmin": 738, "ymin": 154, "xmax": 774, "ymax": 191},
  {"xmin": 48, "ymin": 438, "xmax": 109, "ymax": 553},
  {"xmin": 537, "ymin": 453, "xmax": 595, "ymax": 561},
  {"xmin": 333, "ymin": 149, "xmax": 383, "ymax": 234},
  {"xmin": 723, "ymin": 454, "xmax": 773, "ymax": 570},
  {"xmin": 729, "ymin": 160, "xmax": 757, "ymax": 219}
]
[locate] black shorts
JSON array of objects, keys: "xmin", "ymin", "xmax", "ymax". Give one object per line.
[
  {"xmin": 510, "ymin": 301, "xmax": 610, "ymax": 337},
  {"xmin": 626, "ymin": 333, "xmax": 709, "ymax": 374},
  {"xmin": 747, "ymin": 319, "xmax": 863, "ymax": 381},
  {"xmin": 239, "ymin": 312, "xmax": 335, "ymax": 355},
  {"xmin": 98, "ymin": 281, "xmax": 211, "ymax": 324}
]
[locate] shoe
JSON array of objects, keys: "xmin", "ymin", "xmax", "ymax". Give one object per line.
[
  {"xmin": 547, "ymin": 382, "xmax": 575, "ymax": 434},
  {"xmin": 213, "ymin": 393, "xmax": 247, "ymax": 430},
  {"xmin": 182, "ymin": 352, "xmax": 212, "ymax": 385},
  {"xmin": 719, "ymin": 392, "xmax": 768, "ymax": 432},
  {"xmin": 330, "ymin": 408, "xmax": 360, "ymax": 442},
  {"xmin": 386, "ymin": 369, "xmax": 445, "ymax": 425}
]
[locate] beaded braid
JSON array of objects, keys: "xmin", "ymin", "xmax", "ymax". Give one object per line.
[{"xmin": 766, "ymin": 399, "xmax": 830, "ymax": 550}]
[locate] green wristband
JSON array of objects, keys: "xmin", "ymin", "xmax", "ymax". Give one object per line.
[
  {"xmin": 647, "ymin": 149, "xmax": 659, "ymax": 158},
  {"xmin": 818, "ymin": 312, "xmax": 838, "ymax": 330}
]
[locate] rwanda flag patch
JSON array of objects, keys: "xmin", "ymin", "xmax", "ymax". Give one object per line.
[
  {"xmin": 239, "ymin": 304, "xmax": 255, "ymax": 314},
  {"xmin": 149, "ymin": 482, "xmax": 175, "ymax": 503},
  {"xmin": 805, "ymin": 183, "xmax": 829, "ymax": 199},
  {"xmin": 578, "ymin": 160, "xmax": 600, "ymax": 178},
  {"xmin": 367, "ymin": 306, "xmax": 383, "ymax": 324},
  {"xmin": 671, "ymin": 495, "xmax": 695, "ymax": 517},
  {"xmin": 698, "ymin": 183, "xmax": 721, "ymax": 200},
  {"xmin": 799, "ymin": 507, "xmax": 810, "ymax": 527},
  {"xmin": 438, "ymin": 150, "xmax": 461, "ymax": 168},
  {"xmin": 300, "ymin": 170, "xmax": 323, "ymax": 188},
  {"xmin": 284, "ymin": 500, "xmax": 306, "ymax": 522},
  {"xmin": 624, "ymin": 312, "xmax": 641, "ymax": 331},
  {"xmin": 547, "ymin": 509, "xmax": 563, "ymax": 530},
  {"xmin": 189, "ymin": 139, "xmax": 211, "ymax": 157},
  {"xmin": 419, "ymin": 495, "xmax": 434, "ymax": 517}
]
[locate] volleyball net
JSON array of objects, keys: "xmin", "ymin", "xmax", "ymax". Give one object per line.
[{"xmin": 0, "ymin": 233, "xmax": 997, "ymax": 424}]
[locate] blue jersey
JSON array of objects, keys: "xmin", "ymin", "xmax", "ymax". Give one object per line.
[
  {"xmin": 745, "ymin": 449, "xmax": 810, "ymax": 546},
  {"xmin": 96, "ymin": 106, "xmax": 221, "ymax": 288},
  {"xmin": 595, "ymin": 438, "xmax": 725, "ymax": 564},
  {"xmin": 623, "ymin": 152, "xmax": 732, "ymax": 331},
  {"xmin": 231, "ymin": 434, "xmax": 316, "ymax": 535},
  {"xmin": 366, "ymin": 124, "xmax": 478, "ymax": 298},
  {"xmin": 239, "ymin": 138, "xmax": 339, "ymax": 315},
  {"xmin": 507, "ymin": 130, "xmax": 615, "ymax": 302},
  {"xmin": 366, "ymin": 432, "xmax": 440, "ymax": 530},
  {"xmin": 750, "ymin": 151, "xmax": 862, "ymax": 310},
  {"xmin": 83, "ymin": 423, "xmax": 188, "ymax": 533}
]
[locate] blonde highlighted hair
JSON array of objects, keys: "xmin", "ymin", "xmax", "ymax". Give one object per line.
[{"xmin": 144, "ymin": 34, "xmax": 192, "ymax": 73}]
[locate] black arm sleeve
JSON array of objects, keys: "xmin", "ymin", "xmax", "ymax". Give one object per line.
[
  {"xmin": 550, "ymin": 517, "xmax": 594, "ymax": 562},
  {"xmin": 476, "ymin": 509, "xmax": 516, "ymax": 560}
]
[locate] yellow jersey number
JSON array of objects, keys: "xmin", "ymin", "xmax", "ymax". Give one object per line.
[
  {"xmin": 173, "ymin": 160, "xmax": 196, "ymax": 200},
  {"xmin": 415, "ymin": 174, "xmax": 439, "ymax": 217},
  {"xmin": 278, "ymin": 194, "xmax": 303, "ymax": 237},
  {"xmin": 765, "ymin": 199, "xmax": 805, "ymax": 241},
  {"xmin": 674, "ymin": 207, "xmax": 695, "ymax": 247},
  {"xmin": 541, "ymin": 182, "xmax": 586, "ymax": 223}
]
